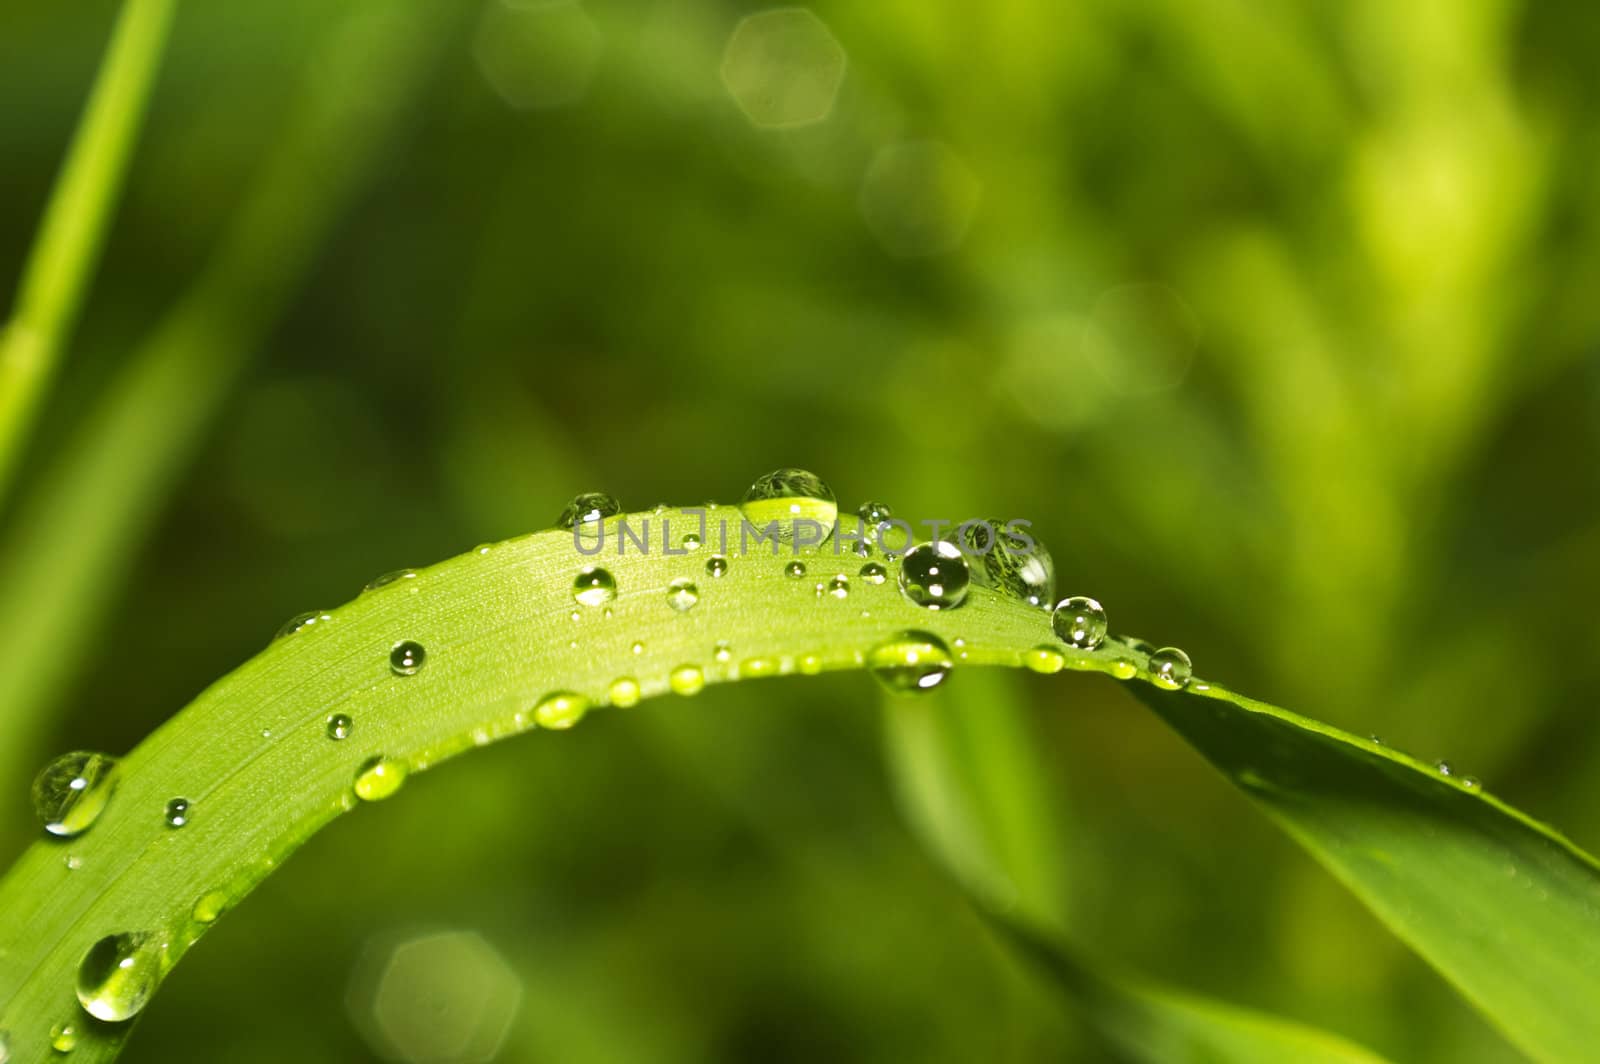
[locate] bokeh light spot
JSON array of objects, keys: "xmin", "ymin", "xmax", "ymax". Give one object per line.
[
  {"xmin": 474, "ymin": 0, "xmax": 603, "ymax": 111},
  {"xmin": 347, "ymin": 929, "xmax": 523, "ymax": 1064},
  {"xmin": 858, "ymin": 141, "xmax": 980, "ymax": 257},
  {"xmin": 720, "ymin": 8, "xmax": 847, "ymax": 129}
]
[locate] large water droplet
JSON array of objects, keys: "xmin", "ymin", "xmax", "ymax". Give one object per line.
[
  {"xmin": 979, "ymin": 526, "xmax": 1055, "ymax": 608},
  {"xmin": 557, "ymin": 492, "xmax": 621, "ymax": 529},
  {"xmin": 897, "ymin": 542, "xmax": 970, "ymax": 610},
  {"xmin": 666, "ymin": 578, "xmax": 699, "ymax": 612},
  {"xmin": 1148, "ymin": 647, "xmax": 1193, "ymax": 690},
  {"xmin": 608, "ymin": 677, "xmax": 641, "ymax": 708},
  {"xmin": 326, "ymin": 713, "xmax": 352, "ymax": 740},
  {"xmin": 364, "ymin": 569, "xmax": 417, "ymax": 593},
  {"xmin": 164, "ymin": 798, "xmax": 189, "ymax": 828},
  {"xmin": 76, "ymin": 932, "xmax": 164, "ymax": 1022},
  {"xmin": 32, "ymin": 752, "xmax": 119, "ymax": 838},
  {"xmin": 353, "ymin": 756, "xmax": 408, "ymax": 801},
  {"xmin": 389, "ymin": 640, "xmax": 426, "ymax": 676},
  {"xmin": 533, "ymin": 692, "xmax": 589, "ymax": 730},
  {"xmin": 50, "ymin": 1022, "xmax": 78, "ymax": 1053},
  {"xmin": 669, "ymin": 664, "xmax": 705, "ymax": 696},
  {"xmin": 741, "ymin": 468, "xmax": 838, "ymax": 544},
  {"xmin": 705, "ymin": 555, "xmax": 729, "ymax": 579},
  {"xmin": 1051, "ymin": 596, "xmax": 1107, "ymax": 649},
  {"xmin": 869, "ymin": 631, "xmax": 954, "ymax": 693},
  {"xmin": 572, "ymin": 566, "xmax": 617, "ymax": 607}
]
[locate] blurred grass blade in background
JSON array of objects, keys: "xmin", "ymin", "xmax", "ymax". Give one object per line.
[
  {"xmin": 0, "ymin": 1, "xmax": 453, "ymax": 850},
  {"xmin": 1130, "ymin": 680, "xmax": 1600, "ymax": 1062},
  {"xmin": 884, "ymin": 671, "xmax": 1391, "ymax": 1063},
  {"xmin": 0, "ymin": 0, "xmax": 176, "ymax": 509}
]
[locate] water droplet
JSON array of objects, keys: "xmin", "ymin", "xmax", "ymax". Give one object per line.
[
  {"xmin": 1436, "ymin": 760, "xmax": 1454, "ymax": 777},
  {"xmin": 784, "ymin": 561, "xmax": 807, "ymax": 579},
  {"xmin": 533, "ymin": 691, "xmax": 589, "ymax": 729},
  {"xmin": 741, "ymin": 656, "xmax": 779, "ymax": 677},
  {"xmin": 630, "ymin": 640, "xmax": 645, "ymax": 655},
  {"xmin": 389, "ymin": 640, "xmax": 426, "ymax": 676},
  {"xmin": 798, "ymin": 653, "xmax": 822, "ymax": 674},
  {"xmin": 50, "ymin": 1022, "xmax": 78, "ymax": 1053},
  {"xmin": 666, "ymin": 578, "xmax": 699, "ymax": 612},
  {"xmin": 608, "ymin": 678, "xmax": 641, "ymax": 708},
  {"xmin": 192, "ymin": 891, "xmax": 228, "ymax": 925},
  {"xmin": 65, "ymin": 854, "xmax": 83, "ymax": 871},
  {"xmin": 275, "ymin": 610, "xmax": 331, "ymax": 640},
  {"xmin": 573, "ymin": 566, "xmax": 617, "ymax": 607},
  {"xmin": 857, "ymin": 500, "xmax": 894, "ymax": 526},
  {"xmin": 1024, "ymin": 646, "xmax": 1065, "ymax": 674},
  {"xmin": 364, "ymin": 569, "xmax": 416, "ymax": 592},
  {"xmin": 1148, "ymin": 647, "xmax": 1193, "ymax": 690},
  {"xmin": 326, "ymin": 713, "xmax": 352, "ymax": 740},
  {"xmin": 164, "ymin": 798, "xmax": 189, "ymax": 828},
  {"xmin": 897, "ymin": 542, "xmax": 970, "ymax": 610},
  {"xmin": 741, "ymin": 468, "xmax": 838, "ymax": 544},
  {"xmin": 557, "ymin": 492, "xmax": 621, "ymax": 529},
  {"xmin": 980, "ymin": 528, "xmax": 1055, "ymax": 608},
  {"xmin": 706, "ymin": 555, "xmax": 729, "ymax": 578},
  {"xmin": 858, "ymin": 562, "xmax": 887, "ymax": 585},
  {"xmin": 353, "ymin": 756, "xmax": 408, "ymax": 801},
  {"xmin": 669, "ymin": 664, "xmax": 705, "ymax": 696},
  {"xmin": 1111, "ymin": 658, "xmax": 1137, "ymax": 680},
  {"xmin": 32, "ymin": 752, "xmax": 119, "ymax": 838},
  {"xmin": 713, "ymin": 641, "xmax": 733, "ymax": 663},
  {"xmin": 682, "ymin": 532, "xmax": 702, "ymax": 551},
  {"xmin": 1462, "ymin": 776, "xmax": 1481, "ymax": 790},
  {"xmin": 76, "ymin": 932, "xmax": 164, "ymax": 1022},
  {"xmin": 1051, "ymin": 596, "xmax": 1107, "ymax": 649},
  {"xmin": 823, "ymin": 575, "xmax": 849, "ymax": 599},
  {"xmin": 1369, "ymin": 734, "xmax": 1384, "ymax": 746},
  {"xmin": 869, "ymin": 631, "xmax": 954, "ymax": 694}
]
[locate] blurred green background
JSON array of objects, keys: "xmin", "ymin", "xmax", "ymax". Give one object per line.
[{"xmin": 3, "ymin": 0, "xmax": 1599, "ymax": 1060}]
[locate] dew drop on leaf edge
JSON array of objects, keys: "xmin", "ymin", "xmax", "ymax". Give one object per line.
[
  {"xmin": 353, "ymin": 756, "xmax": 408, "ymax": 802},
  {"xmin": 533, "ymin": 691, "xmax": 589, "ymax": 730},
  {"xmin": 76, "ymin": 932, "xmax": 163, "ymax": 1023},
  {"xmin": 557, "ymin": 492, "xmax": 622, "ymax": 529},
  {"xmin": 740, "ymin": 468, "xmax": 838, "ymax": 545},
  {"xmin": 1148, "ymin": 646, "xmax": 1193, "ymax": 690},
  {"xmin": 1051, "ymin": 596, "xmax": 1107, "ymax": 650},
  {"xmin": 868, "ymin": 631, "xmax": 954, "ymax": 694}
]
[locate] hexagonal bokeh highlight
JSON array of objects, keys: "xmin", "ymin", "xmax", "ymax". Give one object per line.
[
  {"xmin": 474, "ymin": 0, "xmax": 603, "ymax": 111},
  {"xmin": 347, "ymin": 929, "xmax": 523, "ymax": 1064},
  {"xmin": 720, "ymin": 7, "xmax": 847, "ymax": 129},
  {"xmin": 1081, "ymin": 283, "xmax": 1202, "ymax": 394},
  {"xmin": 858, "ymin": 140, "xmax": 981, "ymax": 257}
]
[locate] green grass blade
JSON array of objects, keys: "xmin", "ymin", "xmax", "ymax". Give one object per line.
[
  {"xmin": 1127, "ymin": 675, "xmax": 1600, "ymax": 1063},
  {"xmin": 0, "ymin": 2, "xmax": 449, "ymax": 841},
  {"xmin": 884, "ymin": 671, "xmax": 1392, "ymax": 1063},
  {"xmin": 0, "ymin": 0, "xmax": 177, "ymax": 507}
]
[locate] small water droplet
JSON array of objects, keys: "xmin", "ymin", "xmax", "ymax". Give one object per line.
[
  {"xmin": 76, "ymin": 932, "xmax": 164, "ymax": 1022},
  {"xmin": 1436, "ymin": 760, "xmax": 1454, "ymax": 777},
  {"xmin": 1024, "ymin": 646, "xmax": 1065, "ymax": 673},
  {"xmin": 784, "ymin": 561, "xmax": 807, "ymax": 579},
  {"xmin": 741, "ymin": 468, "xmax": 838, "ymax": 544},
  {"xmin": 609, "ymin": 677, "xmax": 641, "ymax": 708},
  {"xmin": 353, "ymin": 756, "xmax": 408, "ymax": 801},
  {"xmin": 326, "ymin": 713, "xmax": 352, "ymax": 740},
  {"xmin": 534, "ymin": 691, "xmax": 589, "ymax": 730},
  {"xmin": 858, "ymin": 562, "xmax": 887, "ymax": 585},
  {"xmin": 389, "ymin": 640, "xmax": 426, "ymax": 676},
  {"xmin": 164, "ymin": 798, "xmax": 189, "ymax": 828},
  {"xmin": 1369, "ymin": 734, "xmax": 1384, "ymax": 746},
  {"xmin": 64, "ymin": 854, "xmax": 83, "ymax": 871},
  {"xmin": 741, "ymin": 657, "xmax": 778, "ymax": 677},
  {"xmin": 669, "ymin": 664, "xmax": 705, "ymax": 696},
  {"xmin": 1051, "ymin": 596, "xmax": 1107, "ymax": 650},
  {"xmin": 1111, "ymin": 658, "xmax": 1137, "ymax": 680},
  {"xmin": 869, "ymin": 631, "xmax": 954, "ymax": 694},
  {"xmin": 706, "ymin": 555, "xmax": 729, "ymax": 578},
  {"xmin": 573, "ymin": 566, "xmax": 617, "ymax": 607},
  {"xmin": 1462, "ymin": 776, "xmax": 1481, "ymax": 790},
  {"xmin": 857, "ymin": 500, "xmax": 893, "ymax": 526},
  {"xmin": 713, "ymin": 641, "xmax": 733, "ymax": 664},
  {"xmin": 364, "ymin": 569, "xmax": 417, "ymax": 592},
  {"xmin": 557, "ymin": 492, "xmax": 621, "ymax": 529},
  {"xmin": 192, "ymin": 891, "xmax": 228, "ymax": 925},
  {"xmin": 1148, "ymin": 647, "xmax": 1193, "ymax": 690},
  {"xmin": 275, "ymin": 610, "xmax": 331, "ymax": 640},
  {"xmin": 824, "ymin": 575, "xmax": 849, "ymax": 599},
  {"xmin": 32, "ymin": 752, "xmax": 119, "ymax": 838},
  {"xmin": 798, "ymin": 653, "xmax": 822, "ymax": 674},
  {"xmin": 897, "ymin": 542, "xmax": 970, "ymax": 610},
  {"xmin": 50, "ymin": 1021, "xmax": 78, "ymax": 1053},
  {"xmin": 682, "ymin": 532, "xmax": 702, "ymax": 551},
  {"xmin": 666, "ymin": 578, "xmax": 699, "ymax": 612}
]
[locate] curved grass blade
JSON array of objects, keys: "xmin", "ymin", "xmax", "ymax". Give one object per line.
[
  {"xmin": 1126, "ymin": 674, "xmax": 1600, "ymax": 1063},
  {"xmin": 0, "ymin": 0, "xmax": 177, "ymax": 508},
  {"xmin": 884, "ymin": 672, "xmax": 1392, "ymax": 1064}
]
